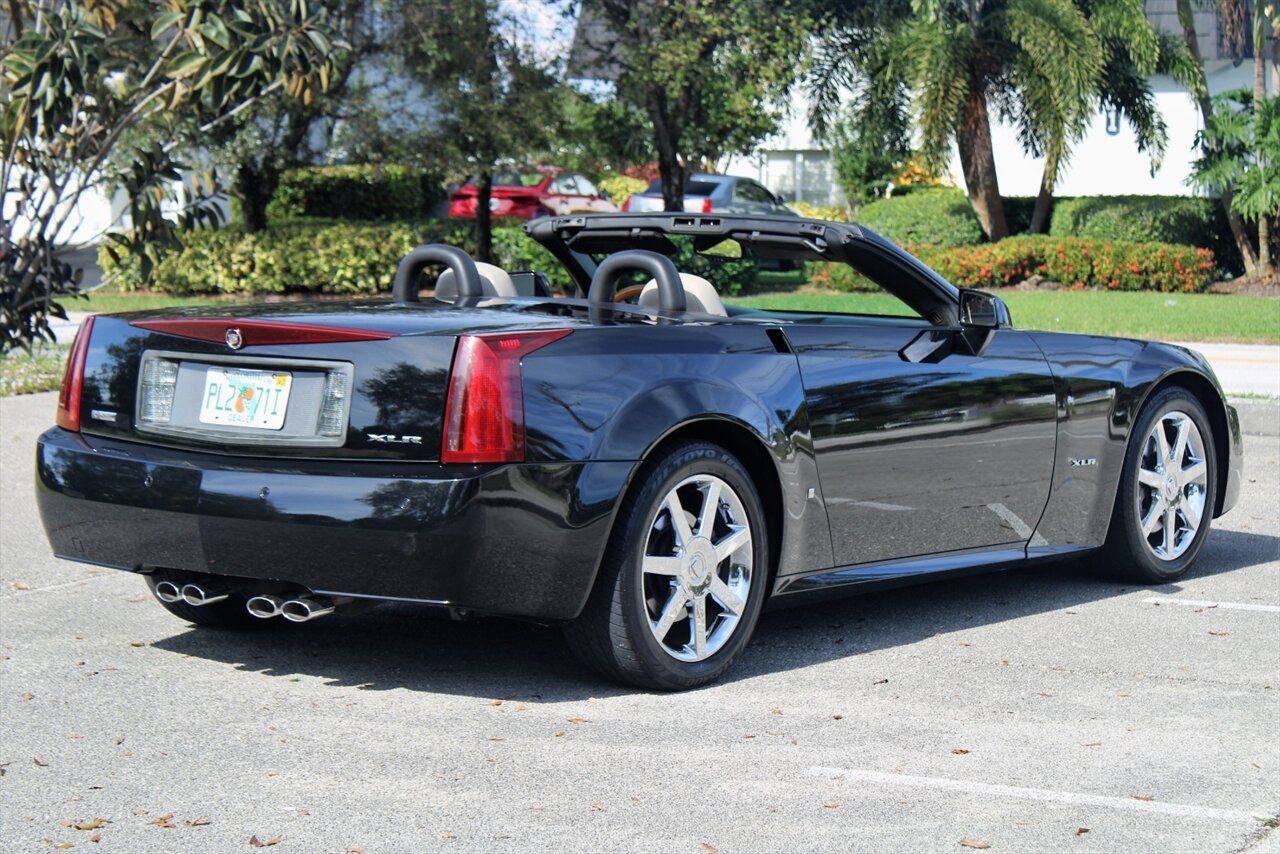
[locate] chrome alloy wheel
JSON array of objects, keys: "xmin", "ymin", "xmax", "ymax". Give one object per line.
[
  {"xmin": 641, "ymin": 474, "xmax": 753, "ymax": 662},
  {"xmin": 1136, "ymin": 410, "xmax": 1209, "ymax": 561}
]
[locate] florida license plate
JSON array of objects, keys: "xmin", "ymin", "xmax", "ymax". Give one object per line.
[{"xmin": 199, "ymin": 368, "xmax": 292, "ymax": 430}]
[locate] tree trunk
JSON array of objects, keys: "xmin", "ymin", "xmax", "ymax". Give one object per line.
[
  {"xmin": 650, "ymin": 92, "xmax": 685, "ymax": 212},
  {"xmin": 475, "ymin": 169, "xmax": 493, "ymax": 264},
  {"xmin": 1029, "ymin": 147, "xmax": 1061, "ymax": 234},
  {"xmin": 234, "ymin": 160, "xmax": 275, "ymax": 234},
  {"xmin": 1178, "ymin": 0, "xmax": 1259, "ymax": 276},
  {"xmin": 956, "ymin": 88, "xmax": 1009, "ymax": 241}
]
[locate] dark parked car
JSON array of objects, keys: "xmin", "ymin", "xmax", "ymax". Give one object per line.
[
  {"xmin": 623, "ymin": 173, "xmax": 796, "ymax": 215},
  {"xmin": 448, "ymin": 168, "xmax": 617, "ymax": 219},
  {"xmin": 37, "ymin": 214, "xmax": 1242, "ymax": 689}
]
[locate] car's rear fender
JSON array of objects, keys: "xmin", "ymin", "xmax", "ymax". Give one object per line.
[{"xmin": 520, "ymin": 325, "xmax": 836, "ymax": 585}]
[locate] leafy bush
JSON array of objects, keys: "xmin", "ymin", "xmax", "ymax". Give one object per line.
[
  {"xmin": 270, "ymin": 165, "xmax": 443, "ymax": 221},
  {"xmin": 100, "ymin": 219, "xmax": 575, "ymax": 295},
  {"xmin": 790, "ymin": 201, "xmax": 851, "ymax": 222},
  {"xmin": 597, "ymin": 174, "xmax": 649, "ymax": 207},
  {"xmin": 1049, "ymin": 196, "xmax": 1235, "ymax": 274},
  {"xmin": 856, "ymin": 188, "xmax": 985, "ymax": 247},
  {"xmin": 808, "ymin": 236, "xmax": 1215, "ymax": 293}
]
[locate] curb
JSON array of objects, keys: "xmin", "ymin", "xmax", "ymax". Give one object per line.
[{"xmin": 1230, "ymin": 398, "xmax": 1279, "ymax": 437}]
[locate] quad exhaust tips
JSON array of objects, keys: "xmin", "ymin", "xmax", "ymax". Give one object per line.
[
  {"xmin": 181, "ymin": 583, "xmax": 230, "ymax": 607},
  {"xmin": 153, "ymin": 580, "xmax": 183, "ymax": 603},
  {"xmin": 279, "ymin": 596, "xmax": 335, "ymax": 623},
  {"xmin": 246, "ymin": 595, "xmax": 286, "ymax": 619}
]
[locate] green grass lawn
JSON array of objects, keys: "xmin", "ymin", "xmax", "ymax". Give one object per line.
[{"xmin": 733, "ymin": 290, "xmax": 1280, "ymax": 344}]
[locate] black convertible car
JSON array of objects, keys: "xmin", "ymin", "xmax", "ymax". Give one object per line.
[{"xmin": 37, "ymin": 214, "xmax": 1242, "ymax": 689}]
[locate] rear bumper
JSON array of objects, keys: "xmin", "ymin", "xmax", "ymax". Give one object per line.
[{"xmin": 36, "ymin": 428, "xmax": 632, "ymax": 621}]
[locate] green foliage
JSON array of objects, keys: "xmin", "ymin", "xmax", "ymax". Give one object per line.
[
  {"xmin": 1049, "ymin": 196, "xmax": 1236, "ymax": 273},
  {"xmin": 581, "ymin": 0, "xmax": 810, "ymax": 209},
  {"xmin": 271, "ymin": 164, "xmax": 440, "ymax": 220},
  {"xmin": 1190, "ymin": 89, "xmax": 1280, "ymax": 226},
  {"xmin": 99, "ymin": 220, "xmax": 575, "ymax": 295},
  {"xmin": 0, "ymin": 0, "xmax": 340, "ymax": 352},
  {"xmin": 856, "ymin": 189, "xmax": 985, "ymax": 247}
]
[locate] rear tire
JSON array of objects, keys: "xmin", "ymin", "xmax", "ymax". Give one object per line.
[
  {"xmin": 564, "ymin": 440, "xmax": 769, "ymax": 690},
  {"xmin": 145, "ymin": 577, "xmax": 264, "ymax": 630},
  {"xmin": 1103, "ymin": 386, "xmax": 1217, "ymax": 583}
]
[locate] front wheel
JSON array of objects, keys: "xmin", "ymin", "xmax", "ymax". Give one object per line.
[
  {"xmin": 565, "ymin": 441, "xmax": 769, "ymax": 690},
  {"xmin": 1103, "ymin": 387, "xmax": 1217, "ymax": 583}
]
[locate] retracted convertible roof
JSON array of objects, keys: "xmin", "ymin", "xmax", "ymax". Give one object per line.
[{"xmin": 525, "ymin": 213, "xmax": 961, "ymax": 326}]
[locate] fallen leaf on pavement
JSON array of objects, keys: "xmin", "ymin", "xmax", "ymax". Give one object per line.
[
  {"xmin": 147, "ymin": 814, "xmax": 175, "ymax": 828},
  {"xmin": 1133, "ymin": 795, "xmax": 1154, "ymax": 802},
  {"xmin": 823, "ymin": 802, "xmax": 840, "ymax": 809},
  {"xmin": 831, "ymin": 714, "xmax": 844, "ymax": 720},
  {"xmin": 437, "ymin": 831, "xmax": 455, "ymax": 840},
  {"xmin": 249, "ymin": 835, "xmax": 282, "ymax": 847},
  {"xmin": 700, "ymin": 844, "xmax": 718, "ymax": 853},
  {"xmin": 53, "ymin": 844, "xmax": 72, "ymax": 850},
  {"xmin": 1209, "ymin": 631, "xmax": 1229, "ymax": 636},
  {"xmin": 90, "ymin": 834, "xmax": 101, "ymax": 843},
  {"xmin": 21, "ymin": 693, "xmax": 33, "ymax": 701},
  {"xmin": 486, "ymin": 700, "xmax": 503, "ymax": 706},
  {"xmin": 959, "ymin": 840, "xmax": 991, "ymax": 850},
  {"xmin": 591, "ymin": 803, "xmax": 607, "ymax": 812},
  {"xmin": 568, "ymin": 717, "xmax": 590, "ymax": 724},
  {"xmin": 1083, "ymin": 742, "xmax": 1102, "ymax": 747},
  {"xmin": 10, "ymin": 582, "xmax": 30, "ymax": 590},
  {"xmin": 554, "ymin": 731, "xmax": 565, "ymax": 737},
  {"xmin": 770, "ymin": 708, "xmax": 783, "ymax": 715},
  {"xmin": 1001, "ymin": 660, "xmax": 1009, "ymax": 666},
  {"xmin": 73, "ymin": 819, "xmax": 109, "ymax": 831},
  {"xmin": 129, "ymin": 642, "xmax": 145, "ymax": 648},
  {"xmin": 1075, "ymin": 827, "xmax": 1090, "ymax": 835},
  {"xmin": 186, "ymin": 818, "xmax": 211, "ymax": 827},
  {"xmin": 952, "ymin": 749, "xmax": 970, "ymax": 755},
  {"xmin": 33, "ymin": 757, "xmax": 48, "ymax": 767}
]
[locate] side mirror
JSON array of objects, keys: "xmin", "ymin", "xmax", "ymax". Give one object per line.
[{"xmin": 958, "ymin": 289, "xmax": 1009, "ymax": 328}]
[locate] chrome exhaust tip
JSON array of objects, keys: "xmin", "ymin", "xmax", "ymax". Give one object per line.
[
  {"xmin": 245, "ymin": 595, "xmax": 285, "ymax": 619},
  {"xmin": 153, "ymin": 580, "xmax": 182, "ymax": 604},
  {"xmin": 280, "ymin": 597, "xmax": 335, "ymax": 623},
  {"xmin": 181, "ymin": 583, "xmax": 230, "ymax": 607}
]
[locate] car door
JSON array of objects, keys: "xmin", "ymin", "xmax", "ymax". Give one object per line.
[{"xmin": 785, "ymin": 314, "xmax": 1059, "ymax": 570}]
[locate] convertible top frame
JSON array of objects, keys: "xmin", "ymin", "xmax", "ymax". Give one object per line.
[{"xmin": 525, "ymin": 213, "xmax": 962, "ymax": 326}]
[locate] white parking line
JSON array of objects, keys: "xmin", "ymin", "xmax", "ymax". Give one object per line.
[
  {"xmin": 807, "ymin": 767, "xmax": 1267, "ymax": 823},
  {"xmin": 1143, "ymin": 597, "xmax": 1280, "ymax": 613}
]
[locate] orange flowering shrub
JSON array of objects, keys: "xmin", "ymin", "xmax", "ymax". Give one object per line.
[{"xmin": 810, "ymin": 236, "xmax": 1215, "ymax": 293}]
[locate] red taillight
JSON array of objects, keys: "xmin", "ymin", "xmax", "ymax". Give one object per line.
[
  {"xmin": 56, "ymin": 316, "xmax": 96, "ymax": 432},
  {"xmin": 701, "ymin": 197, "xmax": 713, "ymax": 213},
  {"xmin": 441, "ymin": 329, "xmax": 572, "ymax": 464},
  {"xmin": 621, "ymin": 195, "xmax": 631, "ymax": 212}
]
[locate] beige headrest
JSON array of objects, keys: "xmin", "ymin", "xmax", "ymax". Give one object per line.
[
  {"xmin": 638, "ymin": 273, "xmax": 726, "ymax": 316},
  {"xmin": 434, "ymin": 262, "xmax": 518, "ymax": 299}
]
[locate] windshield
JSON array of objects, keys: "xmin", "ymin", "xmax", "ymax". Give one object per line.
[
  {"xmin": 492, "ymin": 172, "xmax": 547, "ymax": 188},
  {"xmin": 642, "ymin": 178, "xmax": 726, "ymax": 197}
]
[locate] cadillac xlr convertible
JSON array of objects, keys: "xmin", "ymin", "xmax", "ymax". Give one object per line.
[{"xmin": 37, "ymin": 214, "xmax": 1242, "ymax": 689}]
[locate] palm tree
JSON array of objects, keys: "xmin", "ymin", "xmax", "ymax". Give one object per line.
[
  {"xmin": 811, "ymin": 0, "xmax": 1102, "ymax": 241},
  {"xmin": 1024, "ymin": 0, "xmax": 1196, "ymax": 233}
]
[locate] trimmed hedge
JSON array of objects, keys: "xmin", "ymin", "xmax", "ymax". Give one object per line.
[
  {"xmin": 1049, "ymin": 195, "xmax": 1235, "ymax": 274},
  {"xmin": 856, "ymin": 188, "xmax": 985, "ymax": 247},
  {"xmin": 99, "ymin": 219, "xmax": 574, "ymax": 295},
  {"xmin": 270, "ymin": 164, "xmax": 442, "ymax": 221},
  {"xmin": 811, "ymin": 236, "xmax": 1215, "ymax": 293}
]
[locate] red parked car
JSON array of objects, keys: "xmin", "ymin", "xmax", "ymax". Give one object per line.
[{"xmin": 448, "ymin": 168, "xmax": 619, "ymax": 219}]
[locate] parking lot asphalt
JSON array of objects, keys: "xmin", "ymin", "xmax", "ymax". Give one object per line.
[{"xmin": 2, "ymin": 390, "xmax": 1278, "ymax": 854}]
